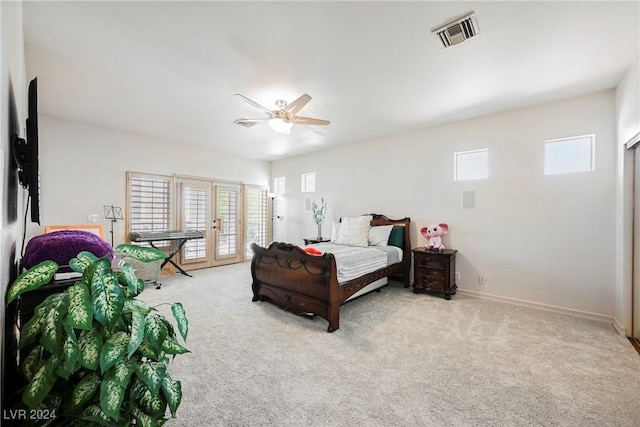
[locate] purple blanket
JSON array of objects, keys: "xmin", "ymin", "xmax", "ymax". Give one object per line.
[{"xmin": 23, "ymin": 230, "xmax": 114, "ymax": 271}]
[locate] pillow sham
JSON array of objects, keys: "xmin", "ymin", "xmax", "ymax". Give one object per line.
[
  {"xmin": 387, "ymin": 225, "xmax": 404, "ymax": 248},
  {"xmin": 330, "ymin": 221, "xmax": 341, "ymax": 242},
  {"xmin": 368, "ymin": 225, "xmax": 394, "ymax": 246},
  {"xmin": 335, "ymin": 215, "xmax": 372, "ymax": 247}
]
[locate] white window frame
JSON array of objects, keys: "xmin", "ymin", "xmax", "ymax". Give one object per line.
[
  {"xmin": 544, "ymin": 134, "xmax": 595, "ymax": 175},
  {"xmin": 126, "ymin": 172, "xmax": 174, "ymax": 247},
  {"xmin": 273, "ymin": 176, "xmax": 285, "ymax": 194},
  {"xmin": 301, "ymin": 172, "xmax": 316, "ymax": 192},
  {"xmin": 454, "ymin": 148, "xmax": 489, "ymax": 181}
]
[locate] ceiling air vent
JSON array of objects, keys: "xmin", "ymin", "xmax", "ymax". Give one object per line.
[{"xmin": 432, "ymin": 12, "xmax": 479, "ymax": 48}]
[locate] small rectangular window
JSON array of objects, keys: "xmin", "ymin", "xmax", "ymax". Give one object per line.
[
  {"xmin": 544, "ymin": 135, "xmax": 594, "ymax": 175},
  {"xmin": 273, "ymin": 176, "xmax": 285, "ymax": 194},
  {"xmin": 454, "ymin": 148, "xmax": 488, "ymax": 181},
  {"xmin": 301, "ymin": 172, "xmax": 316, "ymax": 192}
]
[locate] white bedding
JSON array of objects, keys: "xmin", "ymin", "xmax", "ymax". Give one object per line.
[{"xmin": 307, "ymin": 242, "xmax": 403, "ymax": 284}]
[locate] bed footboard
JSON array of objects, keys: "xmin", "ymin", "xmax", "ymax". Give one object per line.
[{"xmin": 251, "ymin": 242, "xmax": 342, "ymax": 332}]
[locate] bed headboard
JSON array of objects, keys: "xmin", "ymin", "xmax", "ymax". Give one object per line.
[
  {"xmin": 368, "ymin": 213, "xmax": 411, "ymax": 285},
  {"xmin": 45, "ymin": 224, "xmax": 105, "ymax": 239}
]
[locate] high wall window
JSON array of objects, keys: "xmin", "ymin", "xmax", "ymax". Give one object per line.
[
  {"xmin": 126, "ymin": 172, "xmax": 173, "ymax": 247},
  {"xmin": 273, "ymin": 176, "xmax": 285, "ymax": 194},
  {"xmin": 454, "ymin": 148, "xmax": 488, "ymax": 181},
  {"xmin": 544, "ymin": 134, "xmax": 595, "ymax": 175},
  {"xmin": 301, "ymin": 172, "xmax": 316, "ymax": 192}
]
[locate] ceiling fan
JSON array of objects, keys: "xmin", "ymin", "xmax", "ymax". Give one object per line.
[{"xmin": 233, "ymin": 93, "xmax": 330, "ymax": 134}]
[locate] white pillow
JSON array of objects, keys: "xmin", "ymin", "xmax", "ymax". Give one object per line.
[
  {"xmin": 368, "ymin": 225, "xmax": 394, "ymax": 246},
  {"xmin": 335, "ymin": 215, "xmax": 372, "ymax": 247},
  {"xmin": 330, "ymin": 221, "xmax": 341, "ymax": 242}
]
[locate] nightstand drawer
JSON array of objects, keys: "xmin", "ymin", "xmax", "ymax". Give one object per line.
[
  {"xmin": 415, "ymin": 257, "xmax": 446, "ymax": 270},
  {"xmin": 412, "ymin": 248, "xmax": 457, "ymax": 300}
]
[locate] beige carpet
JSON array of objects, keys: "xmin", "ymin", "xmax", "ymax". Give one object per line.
[{"xmin": 139, "ymin": 262, "xmax": 640, "ymax": 427}]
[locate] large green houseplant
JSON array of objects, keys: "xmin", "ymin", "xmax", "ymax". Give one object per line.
[{"xmin": 5, "ymin": 244, "xmax": 189, "ymax": 426}]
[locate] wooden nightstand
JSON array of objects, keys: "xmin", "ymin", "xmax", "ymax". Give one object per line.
[
  {"xmin": 412, "ymin": 248, "xmax": 457, "ymax": 300},
  {"xmin": 303, "ymin": 237, "xmax": 331, "ymax": 245}
]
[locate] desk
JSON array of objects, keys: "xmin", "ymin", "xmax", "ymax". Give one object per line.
[{"xmin": 129, "ymin": 230, "xmax": 204, "ymax": 277}]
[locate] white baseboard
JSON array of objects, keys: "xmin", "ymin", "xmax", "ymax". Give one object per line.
[
  {"xmin": 457, "ymin": 288, "xmax": 614, "ymax": 325},
  {"xmin": 612, "ymin": 318, "xmax": 628, "ymax": 336}
]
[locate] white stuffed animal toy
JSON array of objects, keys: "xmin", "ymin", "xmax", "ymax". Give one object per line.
[{"xmin": 421, "ymin": 223, "xmax": 449, "ymax": 251}]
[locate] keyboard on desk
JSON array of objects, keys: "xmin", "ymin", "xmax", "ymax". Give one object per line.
[{"xmin": 129, "ymin": 230, "xmax": 204, "ymax": 242}]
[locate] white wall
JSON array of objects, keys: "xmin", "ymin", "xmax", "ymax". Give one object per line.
[
  {"xmin": 0, "ymin": 0, "xmax": 26, "ymax": 405},
  {"xmin": 31, "ymin": 116, "xmax": 271, "ymax": 245},
  {"xmin": 272, "ymin": 91, "xmax": 617, "ymax": 319},
  {"xmin": 615, "ymin": 55, "xmax": 640, "ymax": 334}
]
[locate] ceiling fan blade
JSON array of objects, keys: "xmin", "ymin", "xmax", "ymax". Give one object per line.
[
  {"xmin": 291, "ymin": 116, "xmax": 330, "ymax": 126},
  {"xmin": 234, "ymin": 94, "xmax": 273, "ymax": 116},
  {"xmin": 283, "ymin": 94, "xmax": 311, "ymax": 115},
  {"xmin": 233, "ymin": 118, "xmax": 260, "ymax": 128}
]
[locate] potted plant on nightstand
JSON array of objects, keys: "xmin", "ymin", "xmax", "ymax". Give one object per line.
[{"xmin": 5, "ymin": 244, "xmax": 189, "ymax": 426}]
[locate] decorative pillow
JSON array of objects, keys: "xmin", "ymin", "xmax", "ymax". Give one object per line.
[
  {"xmin": 387, "ymin": 225, "xmax": 404, "ymax": 248},
  {"xmin": 304, "ymin": 247, "xmax": 323, "ymax": 255},
  {"xmin": 330, "ymin": 221, "xmax": 341, "ymax": 242},
  {"xmin": 23, "ymin": 230, "xmax": 114, "ymax": 272},
  {"xmin": 368, "ymin": 225, "xmax": 394, "ymax": 246},
  {"xmin": 335, "ymin": 215, "xmax": 372, "ymax": 247}
]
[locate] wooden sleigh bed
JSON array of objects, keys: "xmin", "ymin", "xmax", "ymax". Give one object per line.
[{"xmin": 250, "ymin": 214, "xmax": 411, "ymax": 332}]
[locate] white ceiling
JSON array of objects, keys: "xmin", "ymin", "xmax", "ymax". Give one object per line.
[{"xmin": 22, "ymin": 1, "xmax": 640, "ymax": 161}]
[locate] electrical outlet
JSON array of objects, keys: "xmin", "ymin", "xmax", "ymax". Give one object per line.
[
  {"xmin": 455, "ymin": 272, "xmax": 460, "ymax": 281},
  {"xmin": 478, "ymin": 275, "xmax": 486, "ymax": 285}
]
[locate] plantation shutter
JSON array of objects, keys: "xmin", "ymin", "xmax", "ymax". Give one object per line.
[
  {"xmin": 244, "ymin": 186, "xmax": 269, "ymax": 259},
  {"xmin": 181, "ymin": 184, "xmax": 208, "ymax": 262},
  {"xmin": 216, "ymin": 186, "xmax": 240, "ymax": 258},
  {"xmin": 127, "ymin": 172, "xmax": 173, "ymax": 247}
]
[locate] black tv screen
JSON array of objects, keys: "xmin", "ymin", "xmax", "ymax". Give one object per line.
[{"xmin": 12, "ymin": 77, "xmax": 40, "ymax": 224}]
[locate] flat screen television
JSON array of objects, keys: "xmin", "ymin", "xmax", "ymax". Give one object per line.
[{"xmin": 12, "ymin": 77, "xmax": 40, "ymax": 224}]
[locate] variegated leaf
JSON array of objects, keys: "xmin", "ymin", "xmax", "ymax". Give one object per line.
[
  {"xmin": 70, "ymin": 371, "xmax": 100, "ymax": 410},
  {"xmin": 131, "ymin": 402, "xmax": 157, "ymax": 427},
  {"xmin": 23, "ymin": 356, "xmax": 58, "ymax": 408},
  {"xmin": 41, "ymin": 293, "xmax": 70, "ymax": 354},
  {"xmin": 119, "ymin": 262, "xmax": 139, "ymax": 293},
  {"xmin": 79, "ymin": 404, "xmax": 112, "ymax": 426},
  {"xmin": 144, "ymin": 313, "xmax": 168, "ymax": 351},
  {"xmin": 161, "ymin": 335, "xmax": 190, "ymax": 355},
  {"xmin": 19, "ymin": 303, "xmax": 47, "ymax": 348},
  {"xmin": 136, "ymin": 383, "xmax": 167, "ymax": 417},
  {"xmin": 116, "ymin": 243, "xmax": 167, "ymax": 262},
  {"xmin": 137, "ymin": 278, "xmax": 146, "ymax": 294},
  {"xmin": 99, "ymin": 331, "xmax": 129, "ymax": 373},
  {"xmin": 91, "ymin": 271, "xmax": 124, "ymax": 329},
  {"xmin": 65, "ymin": 281, "xmax": 93, "ymax": 330},
  {"xmin": 137, "ymin": 340, "xmax": 159, "ymax": 359},
  {"xmin": 171, "ymin": 303, "xmax": 188, "ymax": 341},
  {"xmin": 7, "ymin": 260, "xmax": 58, "ymax": 304},
  {"xmin": 128, "ymin": 305, "xmax": 146, "ymax": 358},
  {"xmin": 69, "ymin": 251, "xmax": 98, "ymax": 274},
  {"xmin": 161, "ymin": 374, "xmax": 182, "ymax": 417},
  {"xmin": 62, "ymin": 334, "xmax": 80, "ymax": 374},
  {"xmin": 78, "ymin": 327, "xmax": 103, "ymax": 370},
  {"xmin": 136, "ymin": 361, "xmax": 167, "ymax": 394},
  {"xmin": 111, "ymin": 358, "xmax": 137, "ymax": 387},
  {"xmin": 22, "ymin": 345, "xmax": 43, "ymax": 381},
  {"xmin": 100, "ymin": 375, "xmax": 126, "ymax": 421}
]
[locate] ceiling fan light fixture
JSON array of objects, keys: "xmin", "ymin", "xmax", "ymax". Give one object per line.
[{"xmin": 268, "ymin": 118, "xmax": 293, "ymax": 134}]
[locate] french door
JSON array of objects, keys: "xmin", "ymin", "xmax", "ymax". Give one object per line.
[{"xmin": 177, "ymin": 177, "xmax": 242, "ymax": 270}]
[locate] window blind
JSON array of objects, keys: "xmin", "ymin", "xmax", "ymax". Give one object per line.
[{"xmin": 127, "ymin": 173, "xmax": 172, "ymax": 246}]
